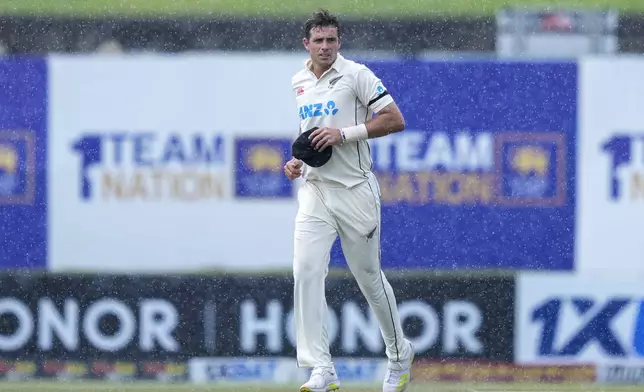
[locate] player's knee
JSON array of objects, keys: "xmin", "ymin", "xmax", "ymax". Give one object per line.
[
  {"xmin": 355, "ymin": 262, "xmax": 380, "ymax": 279},
  {"xmin": 358, "ymin": 262, "xmax": 387, "ymax": 282}
]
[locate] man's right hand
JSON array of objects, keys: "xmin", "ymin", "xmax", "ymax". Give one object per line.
[{"xmin": 284, "ymin": 158, "xmax": 303, "ymax": 181}]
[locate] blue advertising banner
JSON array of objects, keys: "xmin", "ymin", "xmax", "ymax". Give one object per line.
[
  {"xmin": 0, "ymin": 58, "xmax": 48, "ymax": 269},
  {"xmin": 332, "ymin": 61, "xmax": 576, "ymax": 270}
]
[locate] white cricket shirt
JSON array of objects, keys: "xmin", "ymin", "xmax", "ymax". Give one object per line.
[{"xmin": 292, "ymin": 54, "xmax": 395, "ymax": 188}]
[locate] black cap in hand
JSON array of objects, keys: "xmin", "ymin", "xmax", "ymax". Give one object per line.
[{"xmin": 291, "ymin": 127, "xmax": 333, "ymax": 168}]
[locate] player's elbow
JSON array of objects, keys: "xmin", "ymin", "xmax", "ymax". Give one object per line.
[{"xmin": 377, "ymin": 104, "xmax": 405, "ymax": 133}]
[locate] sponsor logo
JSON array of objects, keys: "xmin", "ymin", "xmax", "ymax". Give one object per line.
[
  {"xmin": 602, "ymin": 134, "xmax": 644, "ymax": 202},
  {"xmin": 600, "ymin": 365, "xmax": 644, "ymax": 384},
  {"xmin": 298, "ymin": 101, "xmax": 339, "ymax": 120},
  {"xmin": 0, "ymin": 297, "xmax": 180, "ymax": 353},
  {"xmin": 237, "ymin": 299, "xmax": 484, "ymax": 356},
  {"xmin": 72, "ymin": 131, "xmax": 228, "ymax": 202},
  {"xmin": 530, "ymin": 297, "xmax": 644, "ymax": 358},
  {"xmin": 332, "ymin": 358, "xmax": 386, "ymax": 382},
  {"xmin": 189, "ymin": 357, "xmax": 290, "ymax": 383},
  {"xmin": 0, "ymin": 130, "xmax": 35, "ymax": 204},
  {"xmin": 370, "ymin": 131, "xmax": 566, "ymax": 206},
  {"xmin": 234, "ymin": 138, "xmax": 292, "ymax": 198}
]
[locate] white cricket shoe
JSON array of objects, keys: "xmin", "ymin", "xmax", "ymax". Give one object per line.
[
  {"xmin": 299, "ymin": 366, "xmax": 341, "ymax": 392},
  {"xmin": 382, "ymin": 342, "xmax": 415, "ymax": 392}
]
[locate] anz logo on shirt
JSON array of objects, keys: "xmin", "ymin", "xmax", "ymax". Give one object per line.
[{"xmin": 298, "ymin": 100, "xmax": 339, "ymax": 120}]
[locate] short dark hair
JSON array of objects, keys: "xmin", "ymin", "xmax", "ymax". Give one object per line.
[{"xmin": 303, "ymin": 9, "xmax": 340, "ymax": 39}]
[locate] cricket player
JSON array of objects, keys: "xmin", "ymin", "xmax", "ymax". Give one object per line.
[{"xmin": 284, "ymin": 9, "xmax": 414, "ymax": 392}]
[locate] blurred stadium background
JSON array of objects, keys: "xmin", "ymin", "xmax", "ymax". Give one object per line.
[{"xmin": 0, "ymin": 1, "xmax": 643, "ymax": 391}]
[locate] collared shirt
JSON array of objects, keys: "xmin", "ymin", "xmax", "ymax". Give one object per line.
[{"xmin": 291, "ymin": 54, "xmax": 394, "ymax": 188}]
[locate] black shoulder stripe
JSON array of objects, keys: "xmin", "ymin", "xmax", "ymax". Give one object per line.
[{"xmin": 368, "ymin": 90, "xmax": 390, "ymax": 106}]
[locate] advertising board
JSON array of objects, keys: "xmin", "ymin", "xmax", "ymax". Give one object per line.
[
  {"xmin": 330, "ymin": 60, "xmax": 578, "ymax": 270},
  {"xmin": 0, "ymin": 58, "xmax": 48, "ymax": 270},
  {"xmin": 516, "ymin": 274, "xmax": 644, "ymax": 366},
  {"xmin": 576, "ymin": 57, "xmax": 644, "ymax": 275},
  {"xmin": 47, "ymin": 56, "xmax": 577, "ymax": 272},
  {"xmin": 47, "ymin": 54, "xmax": 304, "ymax": 272},
  {"xmin": 0, "ymin": 274, "xmax": 514, "ymax": 361}
]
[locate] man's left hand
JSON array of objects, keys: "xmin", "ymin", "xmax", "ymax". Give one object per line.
[{"xmin": 309, "ymin": 127, "xmax": 342, "ymax": 151}]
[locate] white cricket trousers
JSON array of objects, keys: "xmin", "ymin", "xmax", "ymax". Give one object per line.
[{"xmin": 293, "ymin": 173, "xmax": 410, "ymax": 368}]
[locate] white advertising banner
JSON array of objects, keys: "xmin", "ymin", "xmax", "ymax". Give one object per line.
[
  {"xmin": 597, "ymin": 364, "xmax": 644, "ymax": 385},
  {"xmin": 516, "ymin": 274, "xmax": 644, "ymax": 366},
  {"xmin": 188, "ymin": 357, "xmax": 304, "ymax": 384},
  {"xmin": 577, "ymin": 57, "xmax": 644, "ymax": 276},
  {"xmin": 188, "ymin": 357, "xmax": 387, "ymax": 384},
  {"xmin": 48, "ymin": 54, "xmax": 306, "ymax": 272}
]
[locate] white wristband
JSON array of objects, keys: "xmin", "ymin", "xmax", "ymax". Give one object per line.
[{"xmin": 341, "ymin": 124, "xmax": 368, "ymax": 143}]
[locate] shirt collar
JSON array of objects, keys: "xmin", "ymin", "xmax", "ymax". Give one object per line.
[{"xmin": 305, "ymin": 53, "xmax": 346, "ymax": 76}]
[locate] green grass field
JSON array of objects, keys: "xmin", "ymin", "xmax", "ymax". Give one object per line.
[
  {"xmin": 0, "ymin": 382, "xmax": 642, "ymax": 392},
  {"xmin": 0, "ymin": 0, "xmax": 642, "ymax": 18}
]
